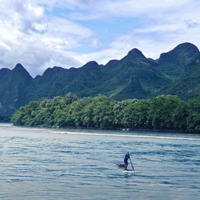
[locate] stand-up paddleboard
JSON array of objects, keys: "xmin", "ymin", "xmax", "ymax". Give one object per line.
[
  {"xmin": 123, "ymin": 169, "xmax": 134, "ymax": 173},
  {"xmin": 117, "ymin": 153, "xmax": 135, "ymax": 172}
]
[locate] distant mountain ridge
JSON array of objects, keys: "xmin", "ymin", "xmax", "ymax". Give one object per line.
[{"xmin": 0, "ymin": 42, "xmax": 200, "ymax": 115}]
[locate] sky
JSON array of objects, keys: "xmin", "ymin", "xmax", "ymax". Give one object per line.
[{"xmin": 0, "ymin": 0, "xmax": 200, "ymax": 77}]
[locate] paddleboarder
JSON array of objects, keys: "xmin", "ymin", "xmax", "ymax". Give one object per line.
[{"xmin": 124, "ymin": 152, "xmax": 130, "ymax": 170}]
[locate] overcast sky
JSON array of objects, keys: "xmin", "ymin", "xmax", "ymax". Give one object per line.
[{"xmin": 0, "ymin": 0, "xmax": 199, "ymax": 77}]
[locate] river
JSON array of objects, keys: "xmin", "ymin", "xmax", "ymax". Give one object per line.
[{"xmin": 0, "ymin": 123, "xmax": 200, "ymax": 200}]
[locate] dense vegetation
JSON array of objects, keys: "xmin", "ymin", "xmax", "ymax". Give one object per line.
[{"xmin": 11, "ymin": 93, "xmax": 200, "ymax": 133}]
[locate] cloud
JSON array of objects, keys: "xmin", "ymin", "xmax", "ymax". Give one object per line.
[
  {"xmin": 0, "ymin": 0, "xmax": 200, "ymax": 77},
  {"xmin": 13, "ymin": 3, "xmax": 45, "ymax": 34},
  {"xmin": 185, "ymin": 20, "xmax": 199, "ymax": 28},
  {"xmin": 0, "ymin": 0, "xmax": 94, "ymax": 76},
  {"xmin": 71, "ymin": 0, "xmax": 200, "ymax": 61}
]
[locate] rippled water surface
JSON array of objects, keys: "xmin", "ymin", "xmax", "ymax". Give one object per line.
[{"xmin": 0, "ymin": 124, "xmax": 200, "ymax": 200}]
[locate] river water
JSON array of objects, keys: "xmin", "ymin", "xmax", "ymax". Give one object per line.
[{"xmin": 0, "ymin": 123, "xmax": 200, "ymax": 200}]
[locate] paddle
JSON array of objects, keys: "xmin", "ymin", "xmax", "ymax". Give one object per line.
[{"xmin": 129, "ymin": 157, "xmax": 135, "ymax": 171}]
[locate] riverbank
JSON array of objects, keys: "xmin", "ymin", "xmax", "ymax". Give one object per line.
[
  {"xmin": 57, "ymin": 125, "xmax": 200, "ymax": 134},
  {"xmin": 8, "ymin": 122, "xmax": 200, "ymax": 134}
]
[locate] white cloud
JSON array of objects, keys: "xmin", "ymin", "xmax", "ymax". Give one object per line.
[
  {"xmin": 0, "ymin": 0, "xmax": 199, "ymax": 77},
  {"xmin": 0, "ymin": 0, "xmax": 94, "ymax": 76},
  {"xmin": 72, "ymin": 0, "xmax": 200, "ymax": 62}
]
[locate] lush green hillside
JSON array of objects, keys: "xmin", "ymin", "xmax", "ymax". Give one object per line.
[
  {"xmin": 1, "ymin": 42, "xmax": 200, "ymax": 116},
  {"xmin": 0, "ymin": 64, "xmax": 35, "ymax": 115},
  {"xmin": 11, "ymin": 93, "xmax": 200, "ymax": 132},
  {"xmin": 159, "ymin": 62, "xmax": 200, "ymax": 99},
  {"xmin": 157, "ymin": 42, "xmax": 200, "ymax": 80}
]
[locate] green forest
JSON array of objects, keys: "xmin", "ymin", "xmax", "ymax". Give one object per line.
[{"xmin": 11, "ymin": 93, "xmax": 200, "ymax": 133}]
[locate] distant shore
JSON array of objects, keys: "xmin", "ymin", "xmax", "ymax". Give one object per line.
[
  {"xmin": 15, "ymin": 124, "xmax": 200, "ymax": 134},
  {"xmin": 59, "ymin": 126, "xmax": 200, "ymax": 134}
]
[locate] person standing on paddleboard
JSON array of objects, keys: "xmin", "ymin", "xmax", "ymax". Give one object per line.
[{"xmin": 124, "ymin": 152, "xmax": 130, "ymax": 170}]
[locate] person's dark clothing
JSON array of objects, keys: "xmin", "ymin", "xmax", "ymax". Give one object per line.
[{"xmin": 124, "ymin": 152, "xmax": 130, "ymax": 169}]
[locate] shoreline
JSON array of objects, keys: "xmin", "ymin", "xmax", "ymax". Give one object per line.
[
  {"xmin": 49, "ymin": 130, "xmax": 200, "ymax": 141},
  {"xmin": 59, "ymin": 125, "xmax": 200, "ymax": 134},
  {"xmin": 1, "ymin": 123, "xmax": 200, "ymax": 140},
  {"xmin": 2, "ymin": 122, "xmax": 200, "ymax": 134}
]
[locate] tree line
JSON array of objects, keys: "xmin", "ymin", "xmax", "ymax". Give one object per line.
[{"xmin": 11, "ymin": 93, "xmax": 200, "ymax": 132}]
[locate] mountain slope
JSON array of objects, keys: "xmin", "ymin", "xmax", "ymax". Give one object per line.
[
  {"xmin": 100, "ymin": 48, "xmax": 170, "ymax": 99},
  {"xmin": 0, "ymin": 64, "xmax": 34, "ymax": 114},
  {"xmin": 0, "ymin": 42, "xmax": 200, "ymax": 116},
  {"xmin": 34, "ymin": 66, "xmax": 80, "ymax": 99},
  {"xmin": 157, "ymin": 42, "xmax": 200, "ymax": 80},
  {"xmin": 159, "ymin": 62, "xmax": 200, "ymax": 100},
  {"xmin": 63, "ymin": 61, "xmax": 103, "ymax": 97}
]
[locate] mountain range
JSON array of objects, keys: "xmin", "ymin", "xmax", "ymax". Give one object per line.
[{"xmin": 0, "ymin": 42, "xmax": 200, "ymax": 116}]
